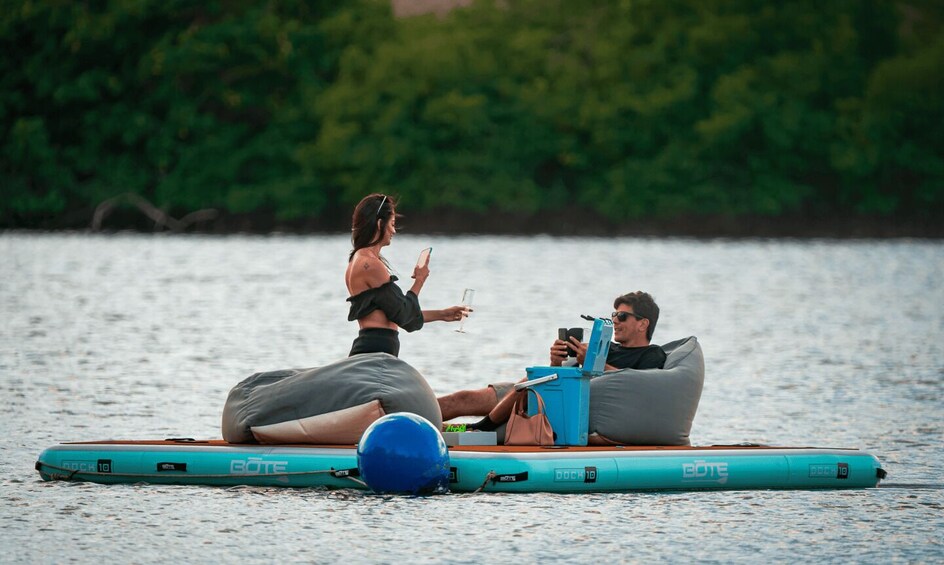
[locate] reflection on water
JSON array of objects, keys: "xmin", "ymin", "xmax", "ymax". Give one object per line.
[{"xmin": 1, "ymin": 233, "xmax": 942, "ymax": 562}]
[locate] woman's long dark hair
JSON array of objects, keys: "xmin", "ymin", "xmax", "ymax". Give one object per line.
[{"xmin": 349, "ymin": 193, "xmax": 400, "ymax": 263}]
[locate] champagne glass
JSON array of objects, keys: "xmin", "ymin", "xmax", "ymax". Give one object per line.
[{"xmin": 455, "ymin": 288, "xmax": 475, "ymax": 333}]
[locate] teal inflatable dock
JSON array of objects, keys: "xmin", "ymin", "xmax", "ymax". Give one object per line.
[{"xmin": 36, "ymin": 440, "xmax": 885, "ymax": 493}]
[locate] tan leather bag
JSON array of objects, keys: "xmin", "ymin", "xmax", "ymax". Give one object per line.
[{"xmin": 504, "ymin": 389, "xmax": 555, "ymax": 446}]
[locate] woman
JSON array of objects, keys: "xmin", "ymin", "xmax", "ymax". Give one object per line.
[{"xmin": 345, "ymin": 193, "xmax": 468, "ymax": 356}]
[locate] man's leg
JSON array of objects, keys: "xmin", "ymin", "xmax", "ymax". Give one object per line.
[
  {"xmin": 438, "ymin": 387, "xmax": 500, "ymax": 421},
  {"xmin": 485, "ymin": 387, "xmax": 521, "ymax": 424},
  {"xmin": 439, "ymin": 381, "xmax": 526, "ymax": 429}
]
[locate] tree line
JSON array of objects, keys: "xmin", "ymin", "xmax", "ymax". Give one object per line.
[{"xmin": 2, "ymin": 0, "xmax": 941, "ymax": 234}]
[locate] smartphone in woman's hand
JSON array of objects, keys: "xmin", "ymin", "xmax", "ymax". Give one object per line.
[{"xmin": 416, "ymin": 247, "xmax": 432, "ymax": 268}]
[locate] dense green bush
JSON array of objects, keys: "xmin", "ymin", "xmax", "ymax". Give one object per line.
[{"xmin": 1, "ymin": 0, "xmax": 941, "ymax": 231}]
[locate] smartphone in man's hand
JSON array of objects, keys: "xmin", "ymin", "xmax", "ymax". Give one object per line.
[{"xmin": 558, "ymin": 327, "xmax": 584, "ymax": 357}]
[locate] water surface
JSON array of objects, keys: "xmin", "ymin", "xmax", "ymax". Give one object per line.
[{"xmin": 1, "ymin": 233, "xmax": 941, "ymax": 562}]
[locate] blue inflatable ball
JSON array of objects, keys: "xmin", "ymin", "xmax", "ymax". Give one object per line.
[{"xmin": 357, "ymin": 412, "xmax": 450, "ymax": 495}]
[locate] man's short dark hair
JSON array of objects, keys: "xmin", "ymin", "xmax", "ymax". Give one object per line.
[{"xmin": 614, "ymin": 291, "xmax": 660, "ymax": 341}]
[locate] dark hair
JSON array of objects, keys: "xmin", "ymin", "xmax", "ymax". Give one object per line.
[
  {"xmin": 349, "ymin": 193, "xmax": 400, "ymax": 262},
  {"xmin": 614, "ymin": 291, "xmax": 660, "ymax": 341}
]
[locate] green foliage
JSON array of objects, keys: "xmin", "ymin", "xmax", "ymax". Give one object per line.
[
  {"xmin": 833, "ymin": 33, "xmax": 944, "ymax": 213},
  {"xmin": 1, "ymin": 0, "xmax": 941, "ymax": 229}
]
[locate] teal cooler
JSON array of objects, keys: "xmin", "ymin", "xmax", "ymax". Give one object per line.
[{"xmin": 520, "ymin": 318, "xmax": 613, "ymax": 446}]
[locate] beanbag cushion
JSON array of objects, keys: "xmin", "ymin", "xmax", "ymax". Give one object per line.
[
  {"xmin": 221, "ymin": 353, "xmax": 443, "ymax": 444},
  {"xmin": 588, "ymin": 336, "xmax": 704, "ymax": 445}
]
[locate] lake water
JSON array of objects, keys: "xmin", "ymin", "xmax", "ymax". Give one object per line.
[{"xmin": 1, "ymin": 233, "xmax": 942, "ymax": 563}]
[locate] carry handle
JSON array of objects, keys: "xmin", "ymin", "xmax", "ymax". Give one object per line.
[
  {"xmin": 514, "ymin": 373, "xmax": 558, "ymax": 391},
  {"xmin": 512, "ymin": 385, "xmax": 548, "ymax": 416}
]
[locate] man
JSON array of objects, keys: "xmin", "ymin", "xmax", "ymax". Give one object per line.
[
  {"xmin": 549, "ymin": 290, "xmax": 665, "ymax": 371},
  {"xmin": 438, "ymin": 291, "xmax": 667, "ymax": 427}
]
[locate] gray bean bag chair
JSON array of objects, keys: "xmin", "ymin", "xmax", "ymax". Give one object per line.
[
  {"xmin": 222, "ymin": 353, "xmax": 442, "ymax": 444},
  {"xmin": 588, "ymin": 336, "xmax": 704, "ymax": 445}
]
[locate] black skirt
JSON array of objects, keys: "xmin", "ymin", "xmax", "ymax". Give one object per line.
[{"xmin": 349, "ymin": 328, "xmax": 400, "ymax": 357}]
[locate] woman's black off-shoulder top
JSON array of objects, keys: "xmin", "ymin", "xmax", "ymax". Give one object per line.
[{"xmin": 346, "ymin": 276, "xmax": 424, "ymax": 332}]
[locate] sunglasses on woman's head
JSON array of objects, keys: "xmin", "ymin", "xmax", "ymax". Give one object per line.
[
  {"xmin": 376, "ymin": 195, "xmax": 387, "ymax": 218},
  {"xmin": 612, "ymin": 311, "xmax": 644, "ymax": 322}
]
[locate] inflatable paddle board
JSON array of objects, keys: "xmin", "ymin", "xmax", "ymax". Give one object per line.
[{"xmin": 36, "ymin": 439, "xmax": 886, "ymax": 493}]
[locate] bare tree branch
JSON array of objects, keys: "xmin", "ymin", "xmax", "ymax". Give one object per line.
[{"xmin": 91, "ymin": 193, "xmax": 218, "ymax": 232}]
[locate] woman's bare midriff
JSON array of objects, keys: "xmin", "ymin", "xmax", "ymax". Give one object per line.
[{"xmin": 357, "ymin": 310, "xmax": 397, "ymax": 331}]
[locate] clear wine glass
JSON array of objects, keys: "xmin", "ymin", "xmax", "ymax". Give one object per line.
[{"xmin": 455, "ymin": 288, "xmax": 475, "ymax": 333}]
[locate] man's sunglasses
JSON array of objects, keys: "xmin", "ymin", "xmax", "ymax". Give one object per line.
[{"xmin": 612, "ymin": 311, "xmax": 645, "ymax": 322}]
